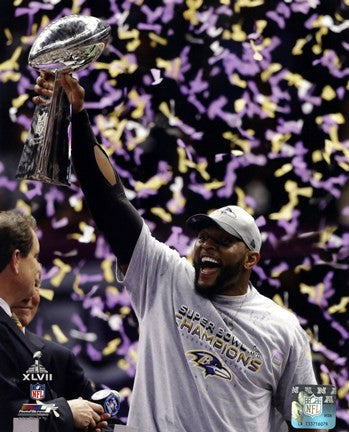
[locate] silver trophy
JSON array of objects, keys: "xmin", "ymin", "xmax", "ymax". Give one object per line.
[{"xmin": 16, "ymin": 15, "xmax": 111, "ymax": 186}]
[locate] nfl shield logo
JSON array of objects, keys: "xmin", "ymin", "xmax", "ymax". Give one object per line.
[
  {"xmin": 304, "ymin": 394, "xmax": 323, "ymax": 418},
  {"xmin": 30, "ymin": 383, "xmax": 45, "ymax": 400}
]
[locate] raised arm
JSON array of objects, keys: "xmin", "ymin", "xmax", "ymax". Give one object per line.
[{"xmin": 34, "ymin": 73, "xmax": 143, "ymax": 272}]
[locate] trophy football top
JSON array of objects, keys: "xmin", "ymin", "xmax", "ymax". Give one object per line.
[{"xmin": 28, "ymin": 15, "xmax": 111, "ymax": 73}]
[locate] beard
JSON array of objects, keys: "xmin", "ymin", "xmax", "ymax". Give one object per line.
[{"xmin": 194, "ymin": 259, "xmax": 244, "ymax": 299}]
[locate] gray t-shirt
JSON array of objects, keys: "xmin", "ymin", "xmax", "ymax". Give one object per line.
[{"xmin": 116, "ymin": 223, "xmax": 317, "ymax": 432}]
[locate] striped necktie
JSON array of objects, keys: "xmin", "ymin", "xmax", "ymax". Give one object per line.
[{"xmin": 11, "ymin": 313, "xmax": 23, "ymax": 330}]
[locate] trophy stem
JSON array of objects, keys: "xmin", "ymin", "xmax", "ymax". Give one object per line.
[{"xmin": 16, "ymin": 71, "xmax": 72, "ymax": 186}]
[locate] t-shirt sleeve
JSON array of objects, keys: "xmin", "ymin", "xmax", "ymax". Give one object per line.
[
  {"xmin": 273, "ymin": 324, "xmax": 317, "ymax": 421},
  {"xmin": 115, "ymin": 223, "xmax": 192, "ymax": 320}
]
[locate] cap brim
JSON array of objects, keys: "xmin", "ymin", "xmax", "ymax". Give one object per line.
[
  {"xmin": 186, "ymin": 214, "xmax": 244, "ymax": 243},
  {"xmin": 186, "ymin": 214, "xmax": 218, "ymax": 232}
]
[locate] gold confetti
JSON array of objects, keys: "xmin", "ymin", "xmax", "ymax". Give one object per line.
[
  {"xmin": 52, "ymin": 324, "xmax": 69, "ymax": 344},
  {"xmin": 320, "ymin": 371, "xmax": 331, "ymax": 386},
  {"xmin": 69, "ymin": 195, "xmax": 83, "ymax": 212},
  {"xmin": 256, "ymin": 20, "xmax": 267, "ymax": 34},
  {"xmin": 312, "ymin": 27, "xmax": 328, "ymax": 55},
  {"xmin": 50, "ymin": 259, "xmax": 72, "ymax": 287},
  {"xmin": 272, "ymin": 294, "xmax": 284, "ymax": 307},
  {"xmin": 72, "ymin": 0, "xmax": 81, "ymax": 14},
  {"xmin": 328, "ymin": 297, "xmax": 349, "ymax": 314},
  {"xmin": 313, "ymin": 171, "xmax": 323, "ymax": 181},
  {"xmin": 178, "ymin": 146, "xmax": 196, "ymax": 173},
  {"xmin": 321, "ymin": 85, "xmax": 336, "ymax": 101},
  {"xmin": 118, "ymin": 29, "xmax": 141, "ymax": 52},
  {"xmin": 230, "ymin": 73, "xmax": 247, "ymax": 88},
  {"xmin": 96, "ymin": 113, "xmax": 127, "ymax": 150},
  {"xmin": 149, "ymin": 33, "xmax": 167, "ymax": 46},
  {"xmin": 151, "ymin": 207, "xmax": 172, "ymax": 222},
  {"xmin": 275, "ymin": 163, "xmax": 293, "ymax": 177},
  {"xmin": 0, "ymin": 47, "xmax": 22, "ymax": 73},
  {"xmin": 156, "ymin": 57, "xmax": 178, "ymax": 77},
  {"xmin": 39, "ymin": 288, "xmax": 55, "ymax": 301},
  {"xmin": 119, "ymin": 387, "xmax": 132, "ymax": 398},
  {"xmin": 312, "ymin": 150, "xmax": 323, "ymax": 163},
  {"xmin": 250, "ymin": 40, "xmax": 263, "ymax": 61},
  {"xmin": 69, "ymin": 222, "xmax": 96, "ymax": 243},
  {"xmin": 292, "ymin": 36, "xmax": 311, "ymax": 55},
  {"xmin": 183, "ymin": 0, "xmax": 203, "ymax": 26},
  {"xmin": 4, "ymin": 28, "xmax": 13, "ymax": 45},
  {"xmin": 96, "ymin": 57, "xmax": 137, "ymax": 77},
  {"xmin": 261, "ymin": 63, "xmax": 282, "ymax": 82},
  {"xmin": 223, "ymin": 131, "xmax": 251, "ymax": 153},
  {"xmin": 196, "ymin": 160, "xmax": 210, "ymax": 180},
  {"xmin": 129, "ymin": 89, "xmax": 146, "ymax": 119},
  {"xmin": 235, "ymin": 187, "xmax": 253, "ymax": 214},
  {"xmin": 259, "ymin": 95, "xmax": 277, "ymax": 118},
  {"xmin": 338, "ymin": 162, "xmax": 349, "ymax": 172},
  {"xmin": 223, "ymin": 23, "xmax": 247, "ymax": 42},
  {"xmin": 103, "ymin": 338, "xmax": 121, "ymax": 356},
  {"xmin": 15, "ymin": 199, "xmax": 31, "ymax": 215},
  {"xmin": 300, "ymin": 283, "xmax": 324, "ymax": 306},
  {"xmin": 270, "ymin": 132, "xmax": 292, "ymax": 153},
  {"xmin": 234, "ymin": 0, "xmax": 264, "ymax": 13},
  {"xmin": 73, "ymin": 274, "xmax": 84, "ymax": 297},
  {"xmin": 204, "ymin": 181, "xmax": 225, "ymax": 190},
  {"xmin": 294, "ymin": 263, "xmax": 311, "ymax": 274},
  {"xmin": 11, "ymin": 94, "xmax": 29, "ymax": 109},
  {"xmin": 135, "ymin": 171, "xmax": 171, "ymax": 192},
  {"xmin": 106, "ymin": 285, "xmax": 119, "ymax": 297},
  {"xmin": 234, "ymin": 98, "xmax": 247, "ymax": 113},
  {"xmin": 338, "ymin": 382, "xmax": 349, "ymax": 400},
  {"xmin": 101, "ymin": 259, "xmax": 115, "ymax": 283},
  {"xmin": 118, "ymin": 359, "xmax": 130, "ymax": 371},
  {"xmin": 120, "ymin": 306, "xmax": 131, "ymax": 316},
  {"xmin": 270, "ymin": 180, "xmax": 313, "ymax": 221}
]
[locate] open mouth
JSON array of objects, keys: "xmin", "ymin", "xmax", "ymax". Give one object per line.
[{"xmin": 199, "ymin": 256, "xmax": 222, "ymax": 276}]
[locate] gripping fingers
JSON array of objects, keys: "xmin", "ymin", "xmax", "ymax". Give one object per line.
[
  {"xmin": 32, "ymin": 95, "xmax": 48, "ymax": 105},
  {"xmin": 37, "ymin": 74, "xmax": 54, "ymax": 89},
  {"xmin": 34, "ymin": 78, "xmax": 53, "ymax": 100},
  {"xmin": 60, "ymin": 74, "xmax": 85, "ymax": 112},
  {"xmin": 36, "ymin": 76, "xmax": 53, "ymax": 93}
]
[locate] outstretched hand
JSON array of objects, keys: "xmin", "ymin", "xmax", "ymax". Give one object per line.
[
  {"xmin": 33, "ymin": 72, "xmax": 85, "ymax": 113},
  {"xmin": 67, "ymin": 397, "xmax": 110, "ymax": 431}
]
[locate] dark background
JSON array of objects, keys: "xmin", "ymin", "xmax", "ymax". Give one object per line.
[{"xmin": 0, "ymin": 0, "xmax": 348, "ymax": 428}]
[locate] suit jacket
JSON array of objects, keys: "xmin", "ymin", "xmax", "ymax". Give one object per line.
[
  {"xmin": 0, "ymin": 307, "xmax": 75, "ymax": 431},
  {"xmin": 25, "ymin": 330, "xmax": 95, "ymax": 401},
  {"xmin": 26, "ymin": 331, "xmax": 119, "ymax": 431}
]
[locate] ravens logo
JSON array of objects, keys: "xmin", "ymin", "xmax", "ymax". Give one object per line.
[{"xmin": 186, "ymin": 350, "xmax": 232, "ymax": 380}]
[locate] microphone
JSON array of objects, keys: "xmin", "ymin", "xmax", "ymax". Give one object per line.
[{"xmin": 91, "ymin": 389, "xmax": 123, "ymax": 424}]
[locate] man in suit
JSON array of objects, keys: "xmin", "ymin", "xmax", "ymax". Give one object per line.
[
  {"xmin": 12, "ymin": 288, "xmax": 95, "ymax": 401},
  {"xmin": 0, "ymin": 209, "xmax": 109, "ymax": 431}
]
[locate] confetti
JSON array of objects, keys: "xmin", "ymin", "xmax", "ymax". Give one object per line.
[{"xmin": 1, "ymin": 0, "xmax": 348, "ymax": 425}]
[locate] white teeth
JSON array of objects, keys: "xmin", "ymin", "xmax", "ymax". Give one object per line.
[{"xmin": 201, "ymin": 257, "xmax": 219, "ymax": 264}]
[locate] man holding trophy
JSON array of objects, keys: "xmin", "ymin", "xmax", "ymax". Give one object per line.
[
  {"xmin": 28, "ymin": 12, "xmax": 321, "ymax": 432},
  {"xmin": 33, "ymin": 71, "xmax": 322, "ymax": 432}
]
